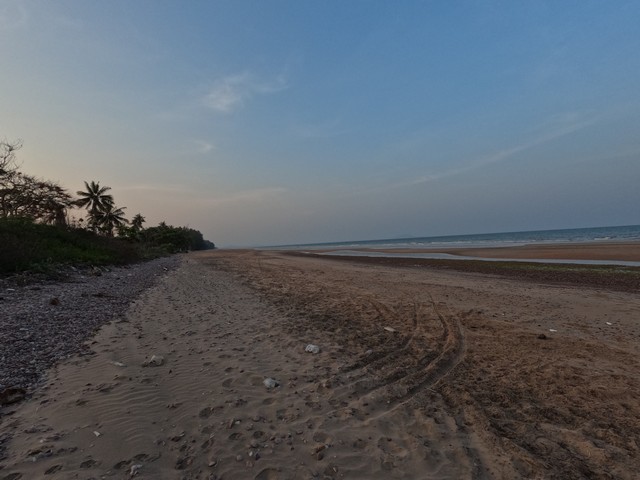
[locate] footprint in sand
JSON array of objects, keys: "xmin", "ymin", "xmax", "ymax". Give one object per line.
[
  {"xmin": 254, "ymin": 468, "xmax": 280, "ymax": 480},
  {"xmin": 44, "ymin": 464, "xmax": 62, "ymax": 474},
  {"xmin": 79, "ymin": 458, "xmax": 98, "ymax": 468}
]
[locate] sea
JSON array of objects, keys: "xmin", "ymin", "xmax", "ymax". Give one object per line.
[{"xmin": 271, "ymin": 224, "xmax": 640, "ymax": 251}]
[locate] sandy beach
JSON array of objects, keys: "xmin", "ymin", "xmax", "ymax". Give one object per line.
[{"xmin": 1, "ymin": 248, "xmax": 639, "ymax": 479}]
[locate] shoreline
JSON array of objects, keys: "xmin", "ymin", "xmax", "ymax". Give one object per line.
[
  {"xmin": 301, "ymin": 240, "xmax": 640, "ymax": 264},
  {"xmin": 285, "ymin": 249, "xmax": 640, "ymax": 293},
  {"xmin": 355, "ymin": 240, "xmax": 640, "ymax": 262}
]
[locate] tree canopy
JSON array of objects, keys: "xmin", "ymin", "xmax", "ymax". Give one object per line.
[{"xmin": 0, "ymin": 139, "xmax": 215, "ymax": 270}]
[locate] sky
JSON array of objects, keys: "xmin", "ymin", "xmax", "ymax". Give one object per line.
[{"xmin": 1, "ymin": 0, "xmax": 640, "ymax": 246}]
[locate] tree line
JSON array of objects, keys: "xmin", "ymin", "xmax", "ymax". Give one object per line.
[{"xmin": 0, "ymin": 139, "xmax": 214, "ymax": 255}]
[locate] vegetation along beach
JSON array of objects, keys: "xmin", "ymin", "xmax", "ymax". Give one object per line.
[{"xmin": 2, "ymin": 2, "xmax": 640, "ymax": 479}]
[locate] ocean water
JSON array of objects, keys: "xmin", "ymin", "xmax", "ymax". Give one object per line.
[{"xmin": 271, "ymin": 224, "xmax": 640, "ymax": 251}]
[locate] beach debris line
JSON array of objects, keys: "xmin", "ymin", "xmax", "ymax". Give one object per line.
[{"xmin": 305, "ymin": 344, "xmax": 320, "ymax": 354}]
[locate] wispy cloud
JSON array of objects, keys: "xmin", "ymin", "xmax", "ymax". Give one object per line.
[
  {"xmin": 200, "ymin": 187, "xmax": 287, "ymax": 206},
  {"xmin": 193, "ymin": 139, "xmax": 214, "ymax": 154},
  {"xmin": 394, "ymin": 111, "xmax": 599, "ymax": 188},
  {"xmin": 345, "ymin": 111, "xmax": 601, "ymax": 197},
  {"xmin": 203, "ymin": 72, "xmax": 288, "ymax": 113},
  {"xmin": 119, "ymin": 183, "xmax": 190, "ymax": 194},
  {"xmin": 120, "ymin": 183, "xmax": 286, "ymax": 207}
]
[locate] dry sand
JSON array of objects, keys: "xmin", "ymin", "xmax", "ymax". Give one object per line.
[{"xmin": 1, "ymin": 249, "xmax": 639, "ymax": 479}]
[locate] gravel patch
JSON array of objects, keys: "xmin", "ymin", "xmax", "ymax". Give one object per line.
[{"xmin": 0, "ymin": 255, "xmax": 182, "ymax": 393}]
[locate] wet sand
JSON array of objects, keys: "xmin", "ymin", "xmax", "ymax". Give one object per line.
[
  {"xmin": 355, "ymin": 241, "xmax": 640, "ymax": 261},
  {"xmin": 1, "ymin": 249, "xmax": 639, "ymax": 479}
]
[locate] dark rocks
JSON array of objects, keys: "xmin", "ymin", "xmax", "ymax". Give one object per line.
[
  {"xmin": 0, "ymin": 387, "xmax": 26, "ymax": 406},
  {"xmin": 0, "ymin": 256, "xmax": 181, "ymax": 392}
]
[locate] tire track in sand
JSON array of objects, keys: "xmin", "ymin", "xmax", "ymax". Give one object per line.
[{"xmin": 325, "ymin": 295, "xmax": 465, "ymax": 416}]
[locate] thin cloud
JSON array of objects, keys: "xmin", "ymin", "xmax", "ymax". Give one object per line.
[
  {"xmin": 119, "ymin": 184, "xmax": 286, "ymax": 207},
  {"xmin": 394, "ymin": 111, "xmax": 600, "ymax": 189},
  {"xmin": 193, "ymin": 140, "xmax": 215, "ymax": 154},
  {"xmin": 203, "ymin": 72, "xmax": 288, "ymax": 113},
  {"xmin": 119, "ymin": 183, "xmax": 190, "ymax": 194},
  {"xmin": 343, "ymin": 111, "xmax": 601, "ymax": 198},
  {"xmin": 200, "ymin": 187, "xmax": 287, "ymax": 206}
]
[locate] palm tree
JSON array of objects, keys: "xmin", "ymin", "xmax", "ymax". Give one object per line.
[
  {"xmin": 75, "ymin": 181, "xmax": 113, "ymax": 230},
  {"xmin": 94, "ymin": 204, "xmax": 127, "ymax": 236},
  {"xmin": 131, "ymin": 213, "xmax": 146, "ymax": 232}
]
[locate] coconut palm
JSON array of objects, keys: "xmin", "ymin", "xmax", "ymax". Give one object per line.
[
  {"xmin": 131, "ymin": 213, "xmax": 146, "ymax": 232},
  {"xmin": 94, "ymin": 204, "xmax": 127, "ymax": 237},
  {"xmin": 75, "ymin": 181, "xmax": 113, "ymax": 230}
]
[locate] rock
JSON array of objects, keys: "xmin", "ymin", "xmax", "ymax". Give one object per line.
[
  {"xmin": 537, "ymin": 334, "xmax": 547, "ymax": 340},
  {"xmin": 130, "ymin": 464, "xmax": 143, "ymax": 476},
  {"xmin": 312, "ymin": 444, "xmax": 327, "ymax": 455},
  {"xmin": 143, "ymin": 355, "xmax": 165, "ymax": 367},
  {"xmin": 305, "ymin": 344, "xmax": 320, "ymax": 354},
  {"xmin": 263, "ymin": 378, "xmax": 279, "ymax": 389},
  {"xmin": 0, "ymin": 387, "xmax": 26, "ymax": 406},
  {"xmin": 49, "ymin": 297, "xmax": 60, "ymax": 306}
]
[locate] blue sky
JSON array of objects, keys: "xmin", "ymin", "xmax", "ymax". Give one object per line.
[{"xmin": 1, "ymin": 1, "xmax": 639, "ymax": 246}]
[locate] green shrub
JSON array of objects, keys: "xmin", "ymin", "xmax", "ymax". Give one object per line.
[{"xmin": 0, "ymin": 217, "xmax": 142, "ymax": 274}]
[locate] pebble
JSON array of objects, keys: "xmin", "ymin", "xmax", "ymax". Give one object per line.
[
  {"xmin": 263, "ymin": 378, "xmax": 279, "ymax": 389},
  {"xmin": 305, "ymin": 344, "xmax": 320, "ymax": 354},
  {"xmin": 143, "ymin": 355, "xmax": 165, "ymax": 367},
  {"xmin": 130, "ymin": 464, "xmax": 143, "ymax": 476}
]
